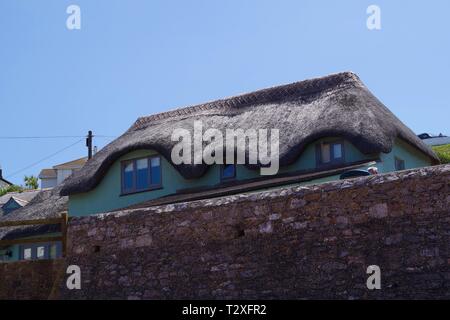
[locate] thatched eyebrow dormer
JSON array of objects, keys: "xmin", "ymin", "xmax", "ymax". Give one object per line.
[{"xmin": 60, "ymin": 72, "xmax": 439, "ymax": 196}]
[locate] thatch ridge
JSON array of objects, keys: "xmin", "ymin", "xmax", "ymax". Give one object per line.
[
  {"xmin": 60, "ymin": 71, "xmax": 439, "ymax": 196},
  {"xmin": 130, "ymin": 71, "xmax": 359, "ymax": 130}
]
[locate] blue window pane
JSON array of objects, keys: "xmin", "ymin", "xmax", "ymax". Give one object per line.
[
  {"xmin": 222, "ymin": 164, "xmax": 235, "ymax": 179},
  {"xmin": 123, "ymin": 161, "xmax": 134, "ymax": 192},
  {"xmin": 136, "ymin": 158, "xmax": 149, "ymax": 190},
  {"xmin": 333, "ymin": 143, "xmax": 343, "ymax": 159},
  {"xmin": 150, "ymin": 157, "xmax": 161, "ymax": 185}
]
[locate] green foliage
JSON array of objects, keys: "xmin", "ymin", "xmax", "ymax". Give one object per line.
[
  {"xmin": 24, "ymin": 175, "xmax": 39, "ymax": 190},
  {"xmin": 0, "ymin": 184, "xmax": 23, "ymax": 197},
  {"xmin": 432, "ymin": 144, "xmax": 450, "ymax": 164}
]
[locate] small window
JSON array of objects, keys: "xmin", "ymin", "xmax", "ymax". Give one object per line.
[
  {"xmin": 221, "ymin": 164, "xmax": 236, "ymax": 181},
  {"xmin": 36, "ymin": 246, "xmax": 45, "ymax": 259},
  {"xmin": 23, "ymin": 248, "xmax": 32, "ymax": 260},
  {"xmin": 395, "ymin": 157, "xmax": 405, "ymax": 171},
  {"xmin": 121, "ymin": 156, "xmax": 162, "ymax": 194},
  {"xmin": 19, "ymin": 243, "xmax": 61, "ymax": 261},
  {"xmin": 316, "ymin": 141, "xmax": 345, "ymax": 166}
]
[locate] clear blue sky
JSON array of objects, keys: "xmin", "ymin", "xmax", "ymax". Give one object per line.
[{"xmin": 1, "ymin": 0, "xmax": 449, "ymax": 185}]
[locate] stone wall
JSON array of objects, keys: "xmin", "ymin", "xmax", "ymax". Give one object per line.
[
  {"xmin": 0, "ymin": 259, "xmax": 64, "ymax": 300},
  {"xmin": 56, "ymin": 164, "xmax": 450, "ymax": 299}
]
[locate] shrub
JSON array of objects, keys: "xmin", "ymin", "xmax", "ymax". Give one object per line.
[{"xmin": 432, "ymin": 144, "xmax": 450, "ymax": 164}]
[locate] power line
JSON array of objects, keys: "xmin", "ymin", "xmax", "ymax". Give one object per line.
[
  {"xmin": 0, "ymin": 135, "xmax": 116, "ymax": 140},
  {"xmin": 0, "ymin": 136, "xmax": 85, "ymax": 139},
  {"xmin": 5, "ymin": 139, "xmax": 84, "ymax": 179}
]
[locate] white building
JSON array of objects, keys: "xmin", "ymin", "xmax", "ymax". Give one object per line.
[{"xmin": 38, "ymin": 157, "xmax": 87, "ymax": 189}]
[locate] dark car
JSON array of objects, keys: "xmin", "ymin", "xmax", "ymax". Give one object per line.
[{"xmin": 339, "ymin": 169, "xmax": 371, "ymax": 180}]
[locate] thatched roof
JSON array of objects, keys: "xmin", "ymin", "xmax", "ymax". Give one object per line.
[
  {"xmin": 60, "ymin": 71, "xmax": 439, "ymax": 196},
  {"xmin": 0, "ymin": 186, "xmax": 67, "ymax": 240}
]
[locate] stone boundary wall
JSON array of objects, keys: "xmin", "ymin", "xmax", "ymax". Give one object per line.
[
  {"xmin": 56, "ymin": 164, "xmax": 450, "ymax": 299},
  {"xmin": 0, "ymin": 259, "xmax": 64, "ymax": 300},
  {"xmin": 1, "ymin": 165, "xmax": 449, "ymax": 299}
]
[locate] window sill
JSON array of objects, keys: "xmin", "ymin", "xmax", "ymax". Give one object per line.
[{"xmin": 120, "ymin": 185, "xmax": 163, "ymax": 197}]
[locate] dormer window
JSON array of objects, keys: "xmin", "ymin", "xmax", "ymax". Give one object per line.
[
  {"xmin": 316, "ymin": 141, "xmax": 345, "ymax": 166},
  {"xmin": 121, "ymin": 156, "xmax": 162, "ymax": 195}
]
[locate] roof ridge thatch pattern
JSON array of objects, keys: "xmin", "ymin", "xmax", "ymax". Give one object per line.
[{"xmin": 130, "ymin": 71, "xmax": 360, "ymax": 130}]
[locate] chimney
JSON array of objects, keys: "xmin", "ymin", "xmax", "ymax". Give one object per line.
[{"xmin": 0, "ymin": 166, "xmax": 3, "ymax": 180}]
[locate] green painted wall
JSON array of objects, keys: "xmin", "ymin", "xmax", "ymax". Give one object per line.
[
  {"xmin": 379, "ymin": 139, "xmax": 432, "ymax": 173},
  {"xmin": 68, "ymin": 137, "xmax": 430, "ymax": 216},
  {"xmin": 0, "ymin": 245, "xmax": 19, "ymax": 262}
]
